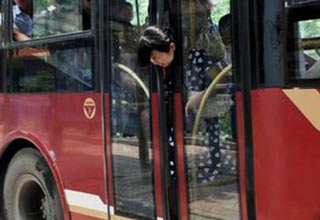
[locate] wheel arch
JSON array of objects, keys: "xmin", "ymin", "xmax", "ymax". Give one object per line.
[{"xmin": 0, "ymin": 134, "xmax": 71, "ymax": 220}]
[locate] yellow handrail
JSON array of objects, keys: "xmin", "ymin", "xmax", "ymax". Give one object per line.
[{"xmin": 191, "ymin": 64, "xmax": 232, "ymax": 145}]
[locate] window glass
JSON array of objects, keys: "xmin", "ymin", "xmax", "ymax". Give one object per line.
[
  {"xmin": 288, "ymin": 18, "xmax": 320, "ymax": 79},
  {"xmin": 127, "ymin": 0, "xmax": 148, "ymax": 27},
  {"xmin": 211, "ymin": 0, "xmax": 230, "ymax": 24},
  {"xmin": 7, "ymin": 42, "xmax": 94, "ymax": 92},
  {"xmin": 108, "ymin": 0, "xmax": 155, "ymax": 219},
  {"xmin": 299, "ymin": 19, "xmax": 320, "ymax": 38},
  {"xmin": 12, "ymin": 0, "xmax": 91, "ymax": 41},
  {"xmin": 181, "ymin": 0, "xmax": 240, "ymax": 219}
]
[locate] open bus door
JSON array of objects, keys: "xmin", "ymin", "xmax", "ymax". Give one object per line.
[
  {"xmin": 103, "ymin": 0, "xmax": 170, "ymax": 219},
  {"xmin": 168, "ymin": 0, "xmax": 242, "ymax": 219},
  {"xmin": 104, "ymin": 0, "xmax": 245, "ymax": 219}
]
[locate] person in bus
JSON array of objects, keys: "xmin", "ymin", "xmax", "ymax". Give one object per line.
[
  {"xmin": 219, "ymin": 14, "xmax": 231, "ymax": 58},
  {"xmin": 218, "ymin": 13, "xmax": 238, "ymax": 140},
  {"xmin": 111, "ymin": 2, "xmax": 138, "ymax": 54},
  {"xmin": 137, "ymin": 26, "xmax": 177, "ymax": 178},
  {"xmin": 137, "ymin": 25, "xmax": 225, "ymax": 183},
  {"xmin": 184, "ymin": 46, "xmax": 226, "ymax": 183},
  {"xmin": 137, "ymin": 26, "xmax": 179, "ymax": 217},
  {"xmin": 184, "ymin": 0, "xmax": 231, "ymax": 183},
  {"xmin": 13, "ymin": 0, "xmax": 33, "ymax": 41},
  {"xmin": 83, "ymin": 0, "xmax": 91, "ymax": 30}
]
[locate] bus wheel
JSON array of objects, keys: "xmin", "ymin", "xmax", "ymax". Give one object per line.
[{"xmin": 3, "ymin": 148, "xmax": 64, "ymax": 220}]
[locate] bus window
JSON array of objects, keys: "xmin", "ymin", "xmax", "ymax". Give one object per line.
[
  {"xmin": 289, "ymin": 18, "xmax": 320, "ymax": 79},
  {"xmin": 287, "ymin": 1, "xmax": 320, "ymax": 81},
  {"xmin": 7, "ymin": 42, "xmax": 94, "ymax": 93},
  {"xmin": 108, "ymin": 0, "xmax": 155, "ymax": 219},
  {"xmin": 181, "ymin": 0, "xmax": 240, "ymax": 219},
  {"xmin": 12, "ymin": 0, "xmax": 91, "ymax": 41},
  {"xmin": 126, "ymin": 0, "xmax": 148, "ymax": 28}
]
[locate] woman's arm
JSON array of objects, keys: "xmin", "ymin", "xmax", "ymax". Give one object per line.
[
  {"xmin": 185, "ymin": 91, "xmax": 205, "ymax": 116},
  {"xmin": 13, "ymin": 29, "xmax": 31, "ymax": 41}
]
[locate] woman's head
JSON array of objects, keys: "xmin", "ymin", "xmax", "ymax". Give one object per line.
[
  {"xmin": 122, "ymin": 2, "xmax": 133, "ymax": 22},
  {"xmin": 219, "ymin": 13, "xmax": 231, "ymax": 46},
  {"xmin": 137, "ymin": 26, "xmax": 175, "ymax": 67},
  {"xmin": 14, "ymin": 0, "xmax": 33, "ymax": 15}
]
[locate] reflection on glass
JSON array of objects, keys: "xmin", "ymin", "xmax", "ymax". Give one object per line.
[
  {"xmin": 12, "ymin": 0, "xmax": 34, "ymax": 41},
  {"xmin": 51, "ymin": 47, "xmax": 93, "ymax": 91},
  {"xmin": 33, "ymin": 0, "xmax": 86, "ymax": 37},
  {"xmin": 289, "ymin": 19, "xmax": 320, "ymax": 79},
  {"xmin": 7, "ymin": 44, "xmax": 94, "ymax": 92},
  {"xmin": 12, "ymin": 0, "xmax": 90, "ymax": 40},
  {"xmin": 126, "ymin": 0, "xmax": 149, "ymax": 27},
  {"xmin": 109, "ymin": 0, "xmax": 155, "ymax": 219},
  {"xmin": 181, "ymin": 0, "xmax": 240, "ymax": 219}
]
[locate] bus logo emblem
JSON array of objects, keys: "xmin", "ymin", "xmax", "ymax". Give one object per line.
[{"xmin": 83, "ymin": 98, "xmax": 96, "ymax": 119}]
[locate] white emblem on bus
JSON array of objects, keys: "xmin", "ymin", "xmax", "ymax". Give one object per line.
[{"xmin": 83, "ymin": 98, "xmax": 96, "ymax": 119}]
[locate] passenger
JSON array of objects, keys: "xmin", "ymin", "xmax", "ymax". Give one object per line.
[
  {"xmin": 13, "ymin": 0, "xmax": 33, "ymax": 41},
  {"xmin": 137, "ymin": 26, "xmax": 176, "ymax": 177},
  {"xmin": 111, "ymin": 1, "xmax": 134, "ymax": 25},
  {"xmin": 83, "ymin": 0, "xmax": 91, "ymax": 30},
  {"xmin": 111, "ymin": 1, "xmax": 141, "ymax": 101},
  {"xmin": 119, "ymin": 2, "xmax": 134, "ymax": 24},
  {"xmin": 219, "ymin": 13, "xmax": 237, "ymax": 139},
  {"xmin": 184, "ymin": 49, "xmax": 224, "ymax": 183},
  {"xmin": 138, "ymin": 25, "xmax": 227, "ymax": 184},
  {"xmin": 137, "ymin": 26, "xmax": 178, "ymax": 217},
  {"xmin": 111, "ymin": 2, "xmax": 138, "ymax": 47},
  {"xmin": 184, "ymin": 0, "xmax": 225, "ymax": 63},
  {"xmin": 184, "ymin": 1, "xmax": 231, "ymax": 183},
  {"xmin": 219, "ymin": 13, "xmax": 232, "ymax": 56}
]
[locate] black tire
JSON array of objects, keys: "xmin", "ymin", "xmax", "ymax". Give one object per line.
[{"xmin": 3, "ymin": 148, "xmax": 64, "ymax": 220}]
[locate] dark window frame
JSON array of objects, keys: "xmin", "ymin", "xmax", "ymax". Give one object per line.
[{"xmin": 0, "ymin": 0, "xmax": 4, "ymax": 92}]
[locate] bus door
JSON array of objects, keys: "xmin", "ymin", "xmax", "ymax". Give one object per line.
[
  {"xmin": 169, "ymin": 0, "xmax": 242, "ymax": 219},
  {"xmin": 104, "ymin": 0, "xmax": 243, "ymax": 219},
  {"xmin": 104, "ymin": 0, "xmax": 169, "ymax": 219}
]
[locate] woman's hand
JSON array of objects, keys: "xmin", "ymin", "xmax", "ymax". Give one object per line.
[
  {"xmin": 13, "ymin": 29, "xmax": 31, "ymax": 41},
  {"xmin": 185, "ymin": 91, "xmax": 205, "ymax": 116}
]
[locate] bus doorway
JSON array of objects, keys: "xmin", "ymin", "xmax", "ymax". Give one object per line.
[
  {"xmin": 103, "ymin": 0, "xmax": 241, "ymax": 219},
  {"xmin": 170, "ymin": 0, "xmax": 241, "ymax": 219},
  {"xmin": 104, "ymin": 0, "xmax": 165, "ymax": 219}
]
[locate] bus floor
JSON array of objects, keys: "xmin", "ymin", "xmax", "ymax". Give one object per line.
[{"xmin": 111, "ymin": 141, "xmax": 240, "ymax": 220}]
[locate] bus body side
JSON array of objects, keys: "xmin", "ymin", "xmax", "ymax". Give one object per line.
[{"xmin": 0, "ymin": 93, "xmax": 106, "ymax": 220}]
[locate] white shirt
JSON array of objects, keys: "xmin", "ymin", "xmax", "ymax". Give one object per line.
[{"xmin": 13, "ymin": 5, "xmax": 34, "ymax": 37}]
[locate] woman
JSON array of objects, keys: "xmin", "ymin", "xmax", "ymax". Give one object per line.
[
  {"xmin": 138, "ymin": 26, "xmax": 175, "ymax": 69},
  {"xmin": 138, "ymin": 26, "xmax": 177, "ymax": 177},
  {"xmin": 137, "ymin": 26, "xmax": 223, "ymax": 183}
]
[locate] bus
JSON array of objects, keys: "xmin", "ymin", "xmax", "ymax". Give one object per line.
[{"xmin": 0, "ymin": 0, "xmax": 320, "ymax": 220}]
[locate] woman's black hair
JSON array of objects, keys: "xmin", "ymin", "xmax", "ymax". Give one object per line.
[
  {"xmin": 137, "ymin": 26, "xmax": 172, "ymax": 66},
  {"xmin": 218, "ymin": 13, "xmax": 231, "ymax": 33}
]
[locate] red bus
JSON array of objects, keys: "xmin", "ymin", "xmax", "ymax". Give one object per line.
[{"xmin": 1, "ymin": 0, "xmax": 320, "ymax": 220}]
